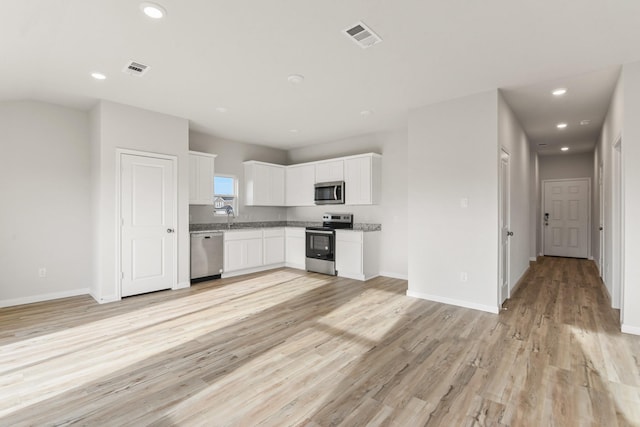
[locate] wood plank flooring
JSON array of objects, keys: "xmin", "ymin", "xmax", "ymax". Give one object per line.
[{"xmin": 1, "ymin": 257, "xmax": 639, "ymax": 426}]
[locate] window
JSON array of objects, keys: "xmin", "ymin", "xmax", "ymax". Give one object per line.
[{"xmin": 213, "ymin": 174, "xmax": 238, "ymax": 216}]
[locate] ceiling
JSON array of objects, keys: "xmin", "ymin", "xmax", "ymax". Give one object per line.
[
  {"xmin": 2, "ymin": 1, "xmax": 640, "ymax": 150},
  {"xmin": 501, "ymin": 66, "xmax": 621, "ymax": 156}
]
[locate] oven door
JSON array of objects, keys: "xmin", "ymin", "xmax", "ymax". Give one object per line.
[{"xmin": 305, "ymin": 229, "xmax": 335, "ymax": 261}]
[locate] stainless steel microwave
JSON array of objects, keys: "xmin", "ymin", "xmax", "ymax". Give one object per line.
[{"xmin": 314, "ymin": 181, "xmax": 345, "ymax": 205}]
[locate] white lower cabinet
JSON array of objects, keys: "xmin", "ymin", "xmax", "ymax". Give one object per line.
[
  {"xmin": 223, "ymin": 230, "xmax": 264, "ymax": 274},
  {"xmin": 264, "ymin": 228, "xmax": 285, "ymax": 265},
  {"xmin": 335, "ymin": 230, "xmax": 380, "ymax": 281},
  {"xmin": 285, "ymin": 227, "xmax": 306, "ymax": 270}
]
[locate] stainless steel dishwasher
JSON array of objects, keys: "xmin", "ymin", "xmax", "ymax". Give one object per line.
[{"xmin": 190, "ymin": 232, "xmax": 224, "ymax": 282}]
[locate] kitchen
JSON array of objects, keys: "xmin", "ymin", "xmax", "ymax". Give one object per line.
[{"xmin": 188, "ymin": 141, "xmax": 384, "ymax": 286}]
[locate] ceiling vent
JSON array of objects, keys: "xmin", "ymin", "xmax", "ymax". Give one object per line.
[
  {"xmin": 343, "ymin": 21, "xmax": 382, "ymax": 49},
  {"xmin": 122, "ymin": 60, "xmax": 150, "ymax": 76}
]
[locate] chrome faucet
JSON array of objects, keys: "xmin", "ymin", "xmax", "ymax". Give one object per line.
[{"xmin": 224, "ymin": 205, "xmax": 235, "ymax": 229}]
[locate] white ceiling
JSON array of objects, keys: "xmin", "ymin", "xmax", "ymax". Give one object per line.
[{"xmin": 2, "ymin": 1, "xmax": 639, "ymax": 150}]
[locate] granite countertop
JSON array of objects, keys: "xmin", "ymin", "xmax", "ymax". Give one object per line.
[{"xmin": 189, "ymin": 221, "xmax": 381, "ymax": 232}]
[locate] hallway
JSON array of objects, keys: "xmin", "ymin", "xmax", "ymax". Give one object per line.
[{"xmin": 499, "ymin": 256, "xmax": 640, "ymax": 425}]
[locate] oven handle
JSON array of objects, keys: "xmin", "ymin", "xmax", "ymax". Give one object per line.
[{"xmin": 306, "ymin": 230, "xmax": 334, "ymax": 235}]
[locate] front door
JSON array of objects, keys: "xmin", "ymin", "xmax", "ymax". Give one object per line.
[
  {"xmin": 543, "ymin": 179, "xmax": 590, "ymax": 258},
  {"xmin": 120, "ymin": 153, "xmax": 176, "ymax": 297}
]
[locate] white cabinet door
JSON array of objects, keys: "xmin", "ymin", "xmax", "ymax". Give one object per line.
[
  {"xmin": 270, "ymin": 166, "xmax": 286, "ymax": 206},
  {"xmin": 245, "ymin": 162, "xmax": 285, "ymax": 206},
  {"xmin": 189, "ymin": 152, "xmax": 216, "ymax": 205},
  {"xmin": 315, "ymin": 160, "xmax": 344, "ymax": 183},
  {"xmin": 344, "ymin": 154, "xmax": 381, "ymax": 205},
  {"xmin": 246, "ymin": 238, "xmax": 263, "ymax": 268},
  {"xmin": 286, "ymin": 164, "xmax": 315, "ymax": 206},
  {"xmin": 285, "ymin": 227, "xmax": 306, "ymax": 269},
  {"xmin": 224, "ymin": 230, "xmax": 264, "ymax": 272},
  {"xmin": 335, "ymin": 230, "xmax": 363, "ymax": 279},
  {"xmin": 264, "ymin": 228, "xmax": 285, "ymax": 265},
  {"xmin": 224, "ymin": 240, "xmax": 244, "ymax": 272}
]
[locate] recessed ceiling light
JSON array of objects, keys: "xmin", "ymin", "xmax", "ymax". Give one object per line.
[
  {"xmin": 215, "ymin": 107, "xmax": 228, "ymax": 113},
  {"xmin": 580, "ymin": 119, "xmax": 591, "ymax": 125},
  {"xmin": 287, "ymin": 74, "xmax": 304, "ymax": 84},
  {"xmin": 557, "ymin": 123, "xmax": 568, "ymax": 129},
  {"xmin": 289, "ymin": 129, "xmax": 299, "ymax": 133},
  {"xmin": 552, "ymin": 88, "xmax": 567, "ymax": 96},
  {"xmin": 561, "ymin": 147, "xmax": 570, "ymax": 151},
  {"xmin": 91, "ymin": 72, "xmax": 106, "ymax": 80},
  {"xmin": 360, "ymin": 110, "xmax": 373, "ymax": 117},
  {"xmin": 140, "ymin": 2, "xmax": 166, "ymax": 19}
]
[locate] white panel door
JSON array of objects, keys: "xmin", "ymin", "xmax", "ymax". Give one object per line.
[
  {"xmin": 121, "ymin": 154, "xmax": 176, "ymax": 297},
  {"xmin": 543, "ymin": 179, "xmax": 590, "ymax": 258}
]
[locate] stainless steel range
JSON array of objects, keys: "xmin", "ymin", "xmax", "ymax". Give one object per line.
[{"xmin": 305, "ymin": 213, "xmax": 353, "ymax": 275}]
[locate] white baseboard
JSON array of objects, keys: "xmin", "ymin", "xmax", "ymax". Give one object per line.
[
  {"xmin": 406, "ymin": 289, "xmax": 499, "ymax": 314},
  {"xmin": 588, "ymin": 256, "xmax": 594, "ymax": 261},
  {"xmin": 379, "ymin": 271, "xmax": 408, "ymax": 280},
  {"xmin": 529, "ymin": 257, "xmax": 537, "ymax": 262},
  {"xmin": 284, "ymin": 262, "xmax": 305, "ymax": 271},
  {"xmin": 174, "ymin": 281, "xmax": 190, "ymax": 290},
  {"xmin": 222, "ymin": 263, "xmax": 286, "ymax": 279},
  {"xmin": 621, "ymin": 324, "xmax": 640, "ymax": 336},
  {"xmin": 1, "ymin": 288, "xmax": 89, "ymax": 308},
  {"xmin": 89, "ymin": 291, "xmax": 119, "ymax": 304},
  {"xmin": 509, "ymin": 266, "xmax": 530, "ymax": 296}
]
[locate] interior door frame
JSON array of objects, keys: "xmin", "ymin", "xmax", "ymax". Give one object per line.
[
  {"xmin": 612, "ymin": 136, "xmax": 624, "ymax": 312},
  {"xmin": 498, "ymin": 148, "xmax": 511, "ymax": 305},
  {"xmin": 541, "ymin": 178, "xmax": 591, "ymax": 258},
  {"xmin": 115, "ymin": 148, "xmax": 179, "ymax": 300}
]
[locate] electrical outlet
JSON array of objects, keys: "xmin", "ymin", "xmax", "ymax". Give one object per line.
[
  {"xmin": 459, "ymin": 272, "xmax": 468, "ymax": 282},
  {"xmin": 38, "ymin": 268, "xmax": 47, "ymax": 278},
  {"xmin": 460, "ymin": 198, "xmax": 469, "ymax": 208}
]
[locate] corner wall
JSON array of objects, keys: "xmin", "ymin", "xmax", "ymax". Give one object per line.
[
  {"xmin": 188, "ymin": 131, "xmax": 288, "ymax": 224},
  {"xmin": 498, "ymin": 93, "xmax": 533, "ymax": 292},
  {"xmin": 621, "ymin": 61, "xmax": 640, "ymax": 334},
  {"xmin": 286, "ymin": 129, "xmax": 408, "ymax": 279},
  {"xmin": 0, "ymin": 101, "xmax": 91, "ymax": 306},
  {"xmin": 91, "ymin": 101, "xmax": 190, "ymax": 303},
  {"xmin": 407, "ymin": 90, "xmax": 499, "ymax": 313}
]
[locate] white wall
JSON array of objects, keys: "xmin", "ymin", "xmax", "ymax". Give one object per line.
[
  {"xmin": 498, "ymin": 94, "xmax": 532, "ymax": 291},
  {"xmin": 594, "ymin": 69, "xmax": 623, "ymax": 306},
  {"xmin": 0, "ymin": 101, "xmax": 91, "ymax": 306},
  {"xmin": 286, "ymin": 129, "xmax": 408, "ymax": 279},
  {"xmin": 407, "ymin": 90, "xmax": 499, "ymax": 313},
  {"xmin": 91, "ymin": 101, "xmax": 189, "ymax": 303},
  {"xmin": 621, "ymin": 61, "xmax": 640, "ymax": 334},
  {"xmin": 189, "ymin": 131, "xmax": 288, "ymax": 224},
  {"xmin": 539, "ymin": 152, "xmax": 594, "ymax": 181}
]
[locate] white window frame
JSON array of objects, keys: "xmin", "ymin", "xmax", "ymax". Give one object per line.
[{"xmin": 214, "ymin": 174, "xmax": 239, "ymax": 216}]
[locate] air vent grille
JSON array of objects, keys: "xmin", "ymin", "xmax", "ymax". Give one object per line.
[
  {"xmin": 122, "ymin": 60, "xmax": 150, "ymax": 76},
  {"xmin": 343, "ymin": 21, "xmax": 382, "ymax": 49}
]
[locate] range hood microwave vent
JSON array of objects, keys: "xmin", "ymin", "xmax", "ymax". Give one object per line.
[
  {"xmin": 122, "ymin": 60, "xmax": 150, "ymax": 76},
  {"xmin": 343, "ymin": 21, "xmax": 382, "ymax": 49}
]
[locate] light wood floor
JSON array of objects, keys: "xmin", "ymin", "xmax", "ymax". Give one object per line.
[{"xmin": 1, "ymin": 258, "xmax": 639, "ymax": 426}]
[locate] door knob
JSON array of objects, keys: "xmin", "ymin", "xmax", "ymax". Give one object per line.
[
  {"xmin": 167, "ymin": 228, "xmax": 175, "ymax": 233},
  {"xmin": 507, "ymin": 231, "xmax": 514, "ymax": 237}
]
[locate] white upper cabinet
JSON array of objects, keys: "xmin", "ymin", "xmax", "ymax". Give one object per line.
[
  {"xmin": 244, "ymin": 161, "xmax": 285, "ymax": 206},
  {"xmin": 315, "ymin": 159, "xmax": 344, "ymax": 183},
  {"xmin": 344, "ymin": 154, "xmax": 382, "ymax": 205},
  {"xmin": 189, "ymin": 151, "xmax": 216, "ymax": 205},
  {"xmin": 286, "ymin": 164, "xmax": 315, "ymax": 206}
]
